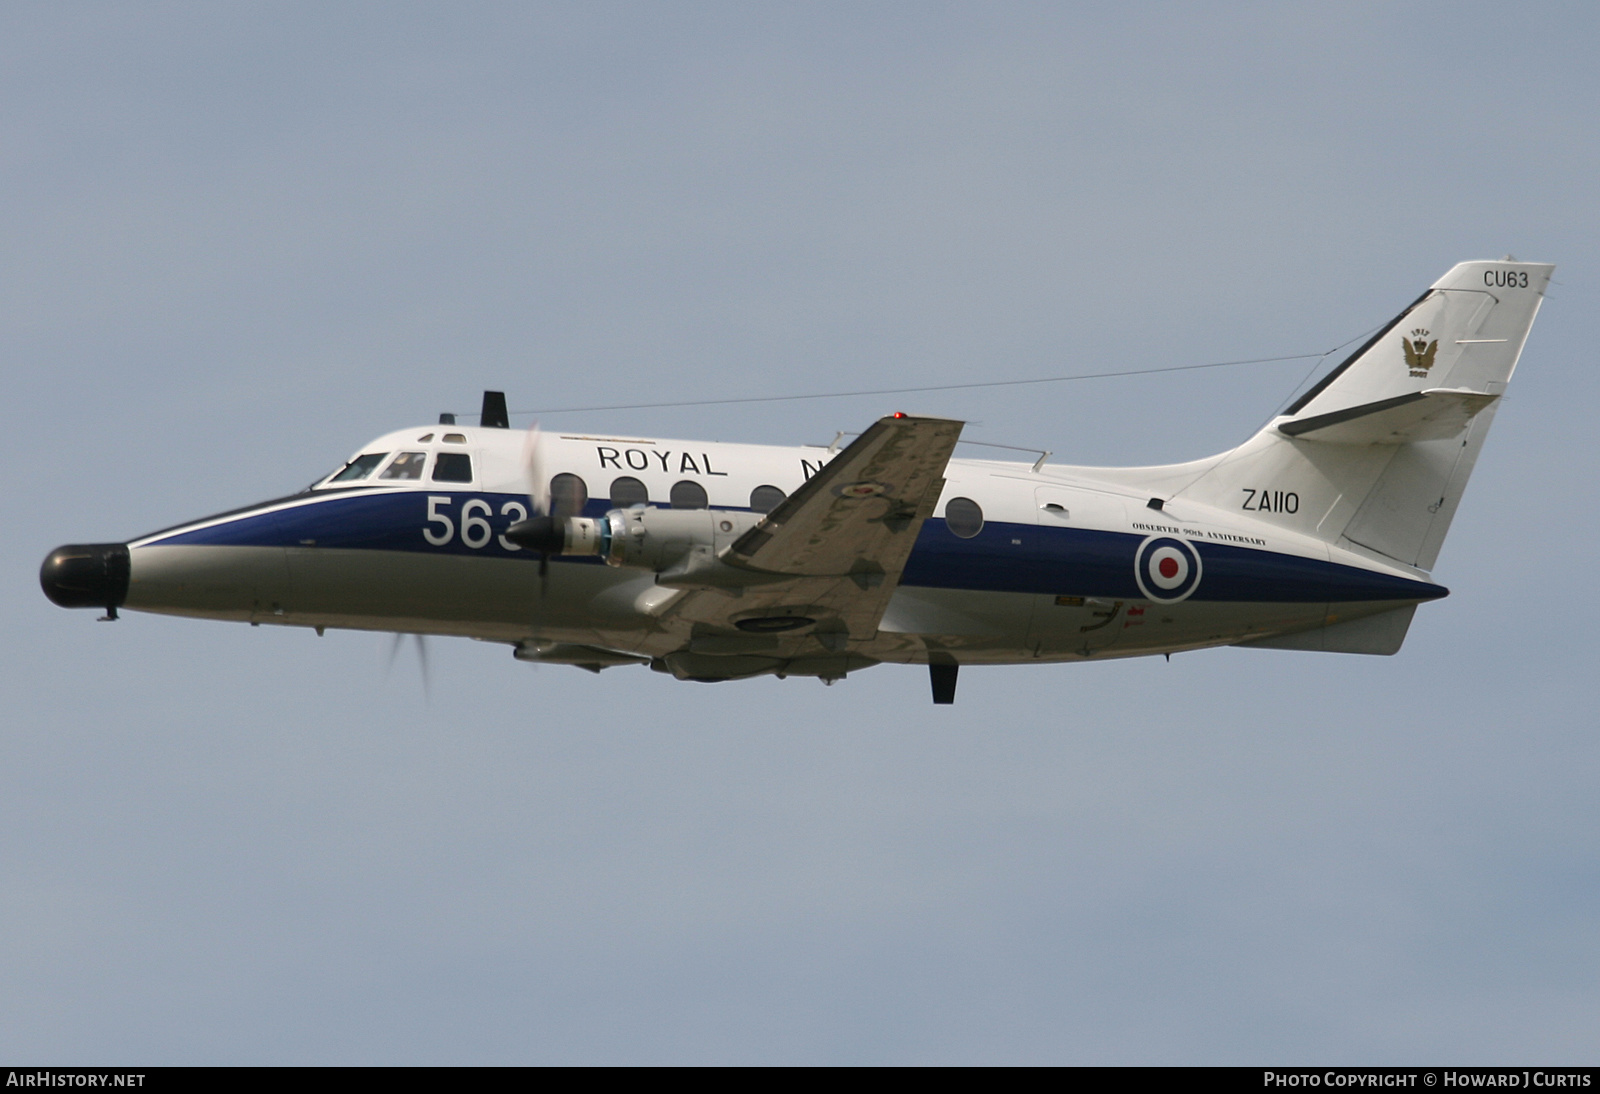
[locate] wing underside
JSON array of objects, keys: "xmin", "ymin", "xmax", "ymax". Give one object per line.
[{"xmin": 656, "ymin": 414, "xmax": 964, "ymax": 650}]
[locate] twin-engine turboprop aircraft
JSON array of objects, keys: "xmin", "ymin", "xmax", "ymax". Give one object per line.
[{"xmin": 41, "ymin": 260, "xmax": 1551, "ymax": 703}]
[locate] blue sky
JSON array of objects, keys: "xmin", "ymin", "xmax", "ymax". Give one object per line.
[{"xmin": 5, "ymin": 2, "xmax": 1597, "ymax": 1063}]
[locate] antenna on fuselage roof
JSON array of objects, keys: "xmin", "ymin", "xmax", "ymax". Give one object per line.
[{"xmin": 480, "ymin": 391, "xmax": 510, "ymax": 429}]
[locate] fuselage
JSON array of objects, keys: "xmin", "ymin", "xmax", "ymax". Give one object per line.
[
  {"xmin": 46, "ymin": 259, "xmax": 1556, "ymax": 689},
  {"xmin": 66, "ymin": 423, "xmax": 1445, "ymax": 674}
]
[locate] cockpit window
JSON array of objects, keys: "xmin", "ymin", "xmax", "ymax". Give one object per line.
[
  {"xmin": 442, "ymin": 433, "xmax": 467, "ymax": 444},
  {"xmin": 379, "ymin": 452, "xmax": 428, "ymax": 480},
  {"xmin": 417, "ymin": 433, "xmax": 435, "ymax": 443},
  {"xmin": 330, "ymin": 453, "xmax": 388, "ymax": 483},
  {"xmin": 432, "ymin": 453, "xmax": 473, "ymax": 483}
]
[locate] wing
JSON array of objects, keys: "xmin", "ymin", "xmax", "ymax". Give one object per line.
[{"xmin": 656, "ymin": 413, "xmax": 963, "ymax": 644}]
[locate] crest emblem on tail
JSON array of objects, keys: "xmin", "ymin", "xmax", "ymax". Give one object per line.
[{"xmin": 1402, "ymin": 328, "xmax": 1438, "ymax": 377}]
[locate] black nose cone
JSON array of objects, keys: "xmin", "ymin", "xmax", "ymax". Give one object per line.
[{"xmin": 41, "ymin": 543, "xmax": 130, "ymax": 611}]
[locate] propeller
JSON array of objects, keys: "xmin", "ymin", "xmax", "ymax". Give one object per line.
[
  {"xmin": 504, "ymin": 420, "xmax": 564, "ymax": 595},
  {"xmin": 386, "ymin": 632, "xmax": 432, "ymax": 702},
  {"xmin": 524, "ymin": 418, "xmax": 552, "ymax": 520}
]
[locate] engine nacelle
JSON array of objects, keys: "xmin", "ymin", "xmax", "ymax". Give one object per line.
[
  {"xmin": 596, "ymin": 507, "xmax": 765, "ymax": 571},
  {"xmin": 533, "ymin": 507, "xmax": 766, "ymax": 574}
]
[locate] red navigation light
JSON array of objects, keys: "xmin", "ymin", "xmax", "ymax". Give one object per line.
[{"xmin": 892, "ymin": 411, "xmax": 907, "ymax": 419}]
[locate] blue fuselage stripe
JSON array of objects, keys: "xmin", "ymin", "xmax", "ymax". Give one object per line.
[{"xmin": 143, "ymin": 490, "xmax": 1448, "ymax": 604}]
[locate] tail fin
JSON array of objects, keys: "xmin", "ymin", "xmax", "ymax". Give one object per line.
[{"xmin": 1172, "ymin": 260, "xmax": 1553, "ymax": 571}]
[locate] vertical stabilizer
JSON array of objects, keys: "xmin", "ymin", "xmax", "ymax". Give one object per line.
[
  {"xmin": 1169, "ymin": 261, "xmax": 1552, "ymax": 570},
  {"xmin": 1286, "ymin": 261, "xmax": 1549, "ymax": 420}
]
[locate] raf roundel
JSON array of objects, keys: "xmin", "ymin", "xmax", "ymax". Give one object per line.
[{"xmin": 1133, "ymin": 535, "xmax": 1202, "ymax": 603}]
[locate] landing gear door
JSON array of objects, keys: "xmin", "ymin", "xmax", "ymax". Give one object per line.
[{"xmin": 1028, "ymin": 486, "xmax": 1126, "ymax": 656}]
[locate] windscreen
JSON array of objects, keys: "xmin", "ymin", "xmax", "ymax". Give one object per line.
[
  {"xmin": 329, "ymin": 453, "xmax": 388, "ymax": 483},
  {"xmin": 380, "ymin": 452, "xmax": 428, "ymax": 480}
]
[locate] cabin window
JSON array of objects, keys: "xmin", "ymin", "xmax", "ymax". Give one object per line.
[
  {"xmin": 432, "ymin": 453, "xmax": 473, "ymax": 483},
  {"xmin": 944, "ymin": 497, "xmax": 984, "ymax": 538},
  {"xmin": 670, "ymin": 481, "xmax": 709, "ymax": 510},
  {"xmin": 442, "ymin": 433, "xmax": 467, "ymax": 444},
  {"xmin": 750, "ymin": 485, "xmax": 786, "ymax": 513},
  {"xmin": 610, "ymin": 476, "xmax": 649, "ymax": 508},
  {"xmin": 550, "ymin": 473, "xmax": 589, "ymax": 517},
  {"xmin": 330, "ymin": 453, "xmax": 388, "ymax": 483},
  {"xmin": 380, "ymin": 452, "xmax": 428, "ymax": 480}
]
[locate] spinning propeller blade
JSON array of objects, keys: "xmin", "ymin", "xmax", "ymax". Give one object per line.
[
  {"xmin": 386, "ymin": 632, "xmax": 432, "ymax": 701},
  {"xmin": 413, "ymin": 633, "xmax": 431, "ymax": 702},
  {"xmin": 523, "ymin": 420, "xmax": 551, "ymax": 520},
  {"xmin": 505, "ymin": 420, "xmax": 561, "ymax": 594}
]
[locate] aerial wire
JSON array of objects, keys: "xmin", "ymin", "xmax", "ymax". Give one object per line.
[
  {"xmin": 1272, "ymin": 322, "xmax": 1384, "ymax": 415},
  {"xmin": 447, "ymin": 344, "xmax": 1370, "ymax": 421},
  {"xmin": 1164, "ymin": 323, "xmax": 1388, "ymax": 506}
]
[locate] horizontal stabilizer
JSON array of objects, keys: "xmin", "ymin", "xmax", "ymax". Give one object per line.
[{"xmin": 1278, "ymin": 388, "xmax": 1499, "ymax": 445}]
